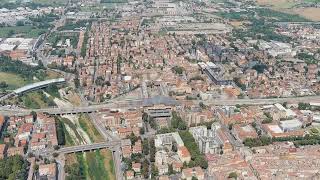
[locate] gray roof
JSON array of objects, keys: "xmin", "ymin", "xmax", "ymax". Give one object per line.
[
  {"xmin": 143, "ymin": 96, "xmax": 179, "ymax": 106},
  {"xmin": 14, "ymin": 78, "xmax": 65, "ymax": 94}
]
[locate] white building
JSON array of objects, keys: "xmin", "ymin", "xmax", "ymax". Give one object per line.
[
  {"xmin": 189, "ymin": 123, "xmax": 222, "ymax": 154},
  {"xmin": 155, "ymin": 132, "xmax": 184, "ymax": 149},
  {"xmin": 279, "ymin": 119, "xmax": 303, "ymax": 132}
]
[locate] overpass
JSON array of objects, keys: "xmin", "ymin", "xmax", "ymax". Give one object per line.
[
  {"xmin": 56, "ymin": 141, "xmax": 120, "ymax": 154},
  {"xmin": 0, "ymin": 78, "xmax": 66, "ymax": 102},
  {"xmin": 1, "ymin": 95, "xmax": 320, "ymax": 116},
  {"xmin": 14, "ymin": 78, "xmax": 66, "ymax": 94}
]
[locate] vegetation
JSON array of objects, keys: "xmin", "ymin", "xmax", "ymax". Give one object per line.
[
  {"xmin": 190, "ymin": 121, "xmax": 215, "ymax": 129},
  {"xmin": 0, "ymin": 26, "xmax": 47, "ymax": 38},
  {"xmin": 298, "ymin": 103, "xmax": 311, "ymax": 110},
  {"xmin": 219, "ymin": 8, "xmax": 309, "ymax": 22},
  {"xmin": 65, "ymin": 153, "xmax": 87, "ymax": 180},
  {"xmin": 100, "ymin": 0, "xmax": 128, "ymax": 3},
  {"xmin": 0, "ymin": 155, "xmax": 29, "ymax": 180},
  {"xmin": 179, "ymin": 131, "xmax": 208, "ymax": 169},
  {"xmin": 0, "ymin": 0, "xmax": 66, "ymax": 8},
  {"xmin": 150, "ymin": 138, "xmax": 156, "ymax": 162},
  {"xmin": 86, "ymin": 150, "xmax": 110, "ymax": 180},
  {"xmin": 262, "ymin": 112, "xmax": 273, "ymax": 124},
  {"xmin": 29, "ymin": 13, "xmax": 59, "ymax": 29},
  {"xmin": 58, "ymin": 117, "xmax": 85, "ymax": 145},
  {"xmin": 47, "ymin": 32, "xmax": 79, "ymax": 48},
  {"xmin": 65, "ymin": 150, "xmax": 115, "ymax": 180},
  {"xmin": 0, "ymin": 56, "xmax": 46, "ymax": 81},
  {"xmin": 171, "ymin": 66, "xmax": 185, "ymax": 75},
  {"xmin": 228, "ymin": 172, "xmax": 238, "ymax": 179},
  {"xmin": 171, "ymin": 111, "xmax": 187, "ymax": 130},
  {"xmin": 55, "ymin": 117, "xmax": 66, "ymax": 145},
  {"xmin": 232, "ymin": 18, "xmax": 292, "ymax": 42},
  {"xmin": 81, "ymin": 30, "xmax": 89, "ymax": 58},
  {"xmin": 78, "ymin": 114, "xmax": 104, "ymax": 142},
  {"xmin": 0, "ymin": 72, "xmax": 30, "ymax": 91},
  {"xmin": 296, "ymin": 52, "xmax": 317, "ymax": 64},
  {"xmin": 142, "ymin": 139, "xmax": 150, "ymax": 155},
  {"xmin": 252, "ymin": 64, "xmax": 267, "ymax": 74},
  {"xmin": 243, "ymin": 136, "xmax": 272, "ymax": 148},
  {"xmin": 100, "ymin": 149, "xmax": 116, "ymax": 180},
  {"xmin": 233, "ymin": 77, "xmax": 246, "ymax": 90},
  {"xmin": 20, "ymin": 91, "xmax": 56, "ymax": 109},
  {"xmin": 45, "ymin": 84, "xmax": 60, "ymax": 98},
  {"xmin": 244, "ymin": 135, "xmax": 320, "ymax": 148},
  {"xmin": 58, "ymin": 20, "xmax": 92, "ymax": 31}
]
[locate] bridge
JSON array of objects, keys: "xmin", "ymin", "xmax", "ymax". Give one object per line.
[
  {"xmin": 1, "ymin": 95, "xmax": 320, "ymax": 116},
  {"xmin": 56, "ymin": 141, "xmax": 120, "ymax": 154},
  {"xmin": 0, "ymin": 78, "xmax": 66, "ymax": 102},
  {"xmin": 14, "ymin": 78, "xmax": 66, "ymax": 94}
]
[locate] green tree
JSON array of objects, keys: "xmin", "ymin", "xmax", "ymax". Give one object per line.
[
  {"xmin": 142, "ymin": 139, "xmax": 149, "ymax": 155},
  {"xmin": 228, "ymin": 172, "xmax": 237, "ymax": 179}
]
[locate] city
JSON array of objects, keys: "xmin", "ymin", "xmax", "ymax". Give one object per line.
[{"xmin": 0, "ymin": 0, "xmax": 319, "ymax": 180}]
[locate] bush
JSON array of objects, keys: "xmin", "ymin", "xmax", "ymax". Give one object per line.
[{"xmin": 228, "ymin": 172, "xmax": 238, "ymax": 179}]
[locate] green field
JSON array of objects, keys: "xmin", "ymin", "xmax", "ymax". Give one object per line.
[
  {"xmin": 79, "ymin": 114, "xmax": 104, "ymax": 143},
  {"xmin": 0, "ymin": 26, "xmax": 47, "ymax": 38},
  {"xmin": 86, "ymin": 150, "xmax": 109, "ymax": 179},
  {"xmin": 65, "ymin": 150, "xmax": 115, "ymax": 180},
  {"xmin": 31, "ymin": 0, "xmax": 67, "ymax": 6},
  {"xmin": 0, "ymin": 72, "xmax": 30, "ymax": 90},
  {"xmin": 20, "ymin": 91, "xmax": 55, "ymax": 109}
]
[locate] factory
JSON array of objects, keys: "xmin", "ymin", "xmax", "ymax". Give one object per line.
[{"xmin": 0, "ymin": 38, "xmax": 36, "ymax": 64}]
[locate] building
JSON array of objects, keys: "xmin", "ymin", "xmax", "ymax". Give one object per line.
[
  {"xmin": 155, "ymin": 132, "xmax": 184, "ymax": 149},
  {"xmin": 232, "ymin": 124, "xmax": 258, "ymax": 142},
  {"xmin": 132, "ymin": 162, "xmax": 141, "ymax": 173},
  {"xmin": 155, "ymin": 150, "xmax": 169, "ymax": 175},
  {"xmin": 279, "ymin": 119, "xmax": 303, "ymax": 132},
  {"xmin": 189, "ymin": 124, "xmax": 222, "ymax": 154},
  {"xmin": 126, "ymin": 170, "xmax": 134, "ymax": 180},
  {"xmin": 181, "ymin": 166, "xmax": 205, "ymax": 180},
  {"xmin": 7, "ymin": 147, "xmax": 24, "ymax": 157},
  {"xmin": 38, "ymin": 163, "xmax": 57, "ymax": 180},
  {"xmin": 262, "ymin": 124, "xmax": 304, "ymax": 138},
  {"xmin": 177, "ymin": 146, "xmax": 191, "ymax": 163}
]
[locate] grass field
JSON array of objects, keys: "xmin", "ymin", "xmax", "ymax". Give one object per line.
[
  {"xmin": 0, "ymin": 72, "xmax": 30, "ymax": 90},
  {"xmin": 86, "ymin": 150, "xmax": 110, "ymax": 179},
  {"xmin": 257, "ymin": 0, "xmax": 320, "ymax": 21},
  {"xmin": 79, "ymin": 114, "xmax": 104, "ymax": 143},
  {"xmin": 257, "ymin": 0, "xmax": 296, "ymax": 8},
  {"xmin": 46, "ymin": 70, "xmax": 61, "ymax": 79},
  {"xmin": 100, "ymin": 149, "xmax": 116, "ymax": 180},
  {"xmin": 0, "ymin": 69, "xmax": 61, "ymax": 92},
  {"xmin": 0, "ymin": 26, "xmax": 47, "ymax": 38},
  {"xmin": 65, "ymin": 150, "xmax": 115, "ymax": 180},
  {"xmin": 32, "ymin": 0, "xmax": 67, "ymax": 6},
  {"xmin": 65, "ymin": 91, "xmax": 81, "ymax": 106},
  {"xmin": 21, "ymin": 91, "xmax": 55, "ymax": 109},
  {"xmin": 309, "ymin": 126, "xmax": 320, "ymax": 135}
]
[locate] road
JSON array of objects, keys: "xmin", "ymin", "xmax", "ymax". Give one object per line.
[
  {"xmin": 56, "ymin": 154, "xmax": 65, "ymax": 180},
  {"xmin": 56, "ymin": 141, "xmax": 120, "ymax": 154},
  {"xmin": 78, "ymin": 92, "xmax": 123, "ymax": 180},
  {"xmin": 1, "ymin": 95, "xmax": 320, "ymax": 116}
]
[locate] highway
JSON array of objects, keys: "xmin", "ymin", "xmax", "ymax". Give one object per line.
[
  {"xmin": 1, "ymin": 95, "xmax": 320, "ymax": 116},
  {"xmin": 56, "ymin": 141, "xmax": 120, "ymax": 154}
]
